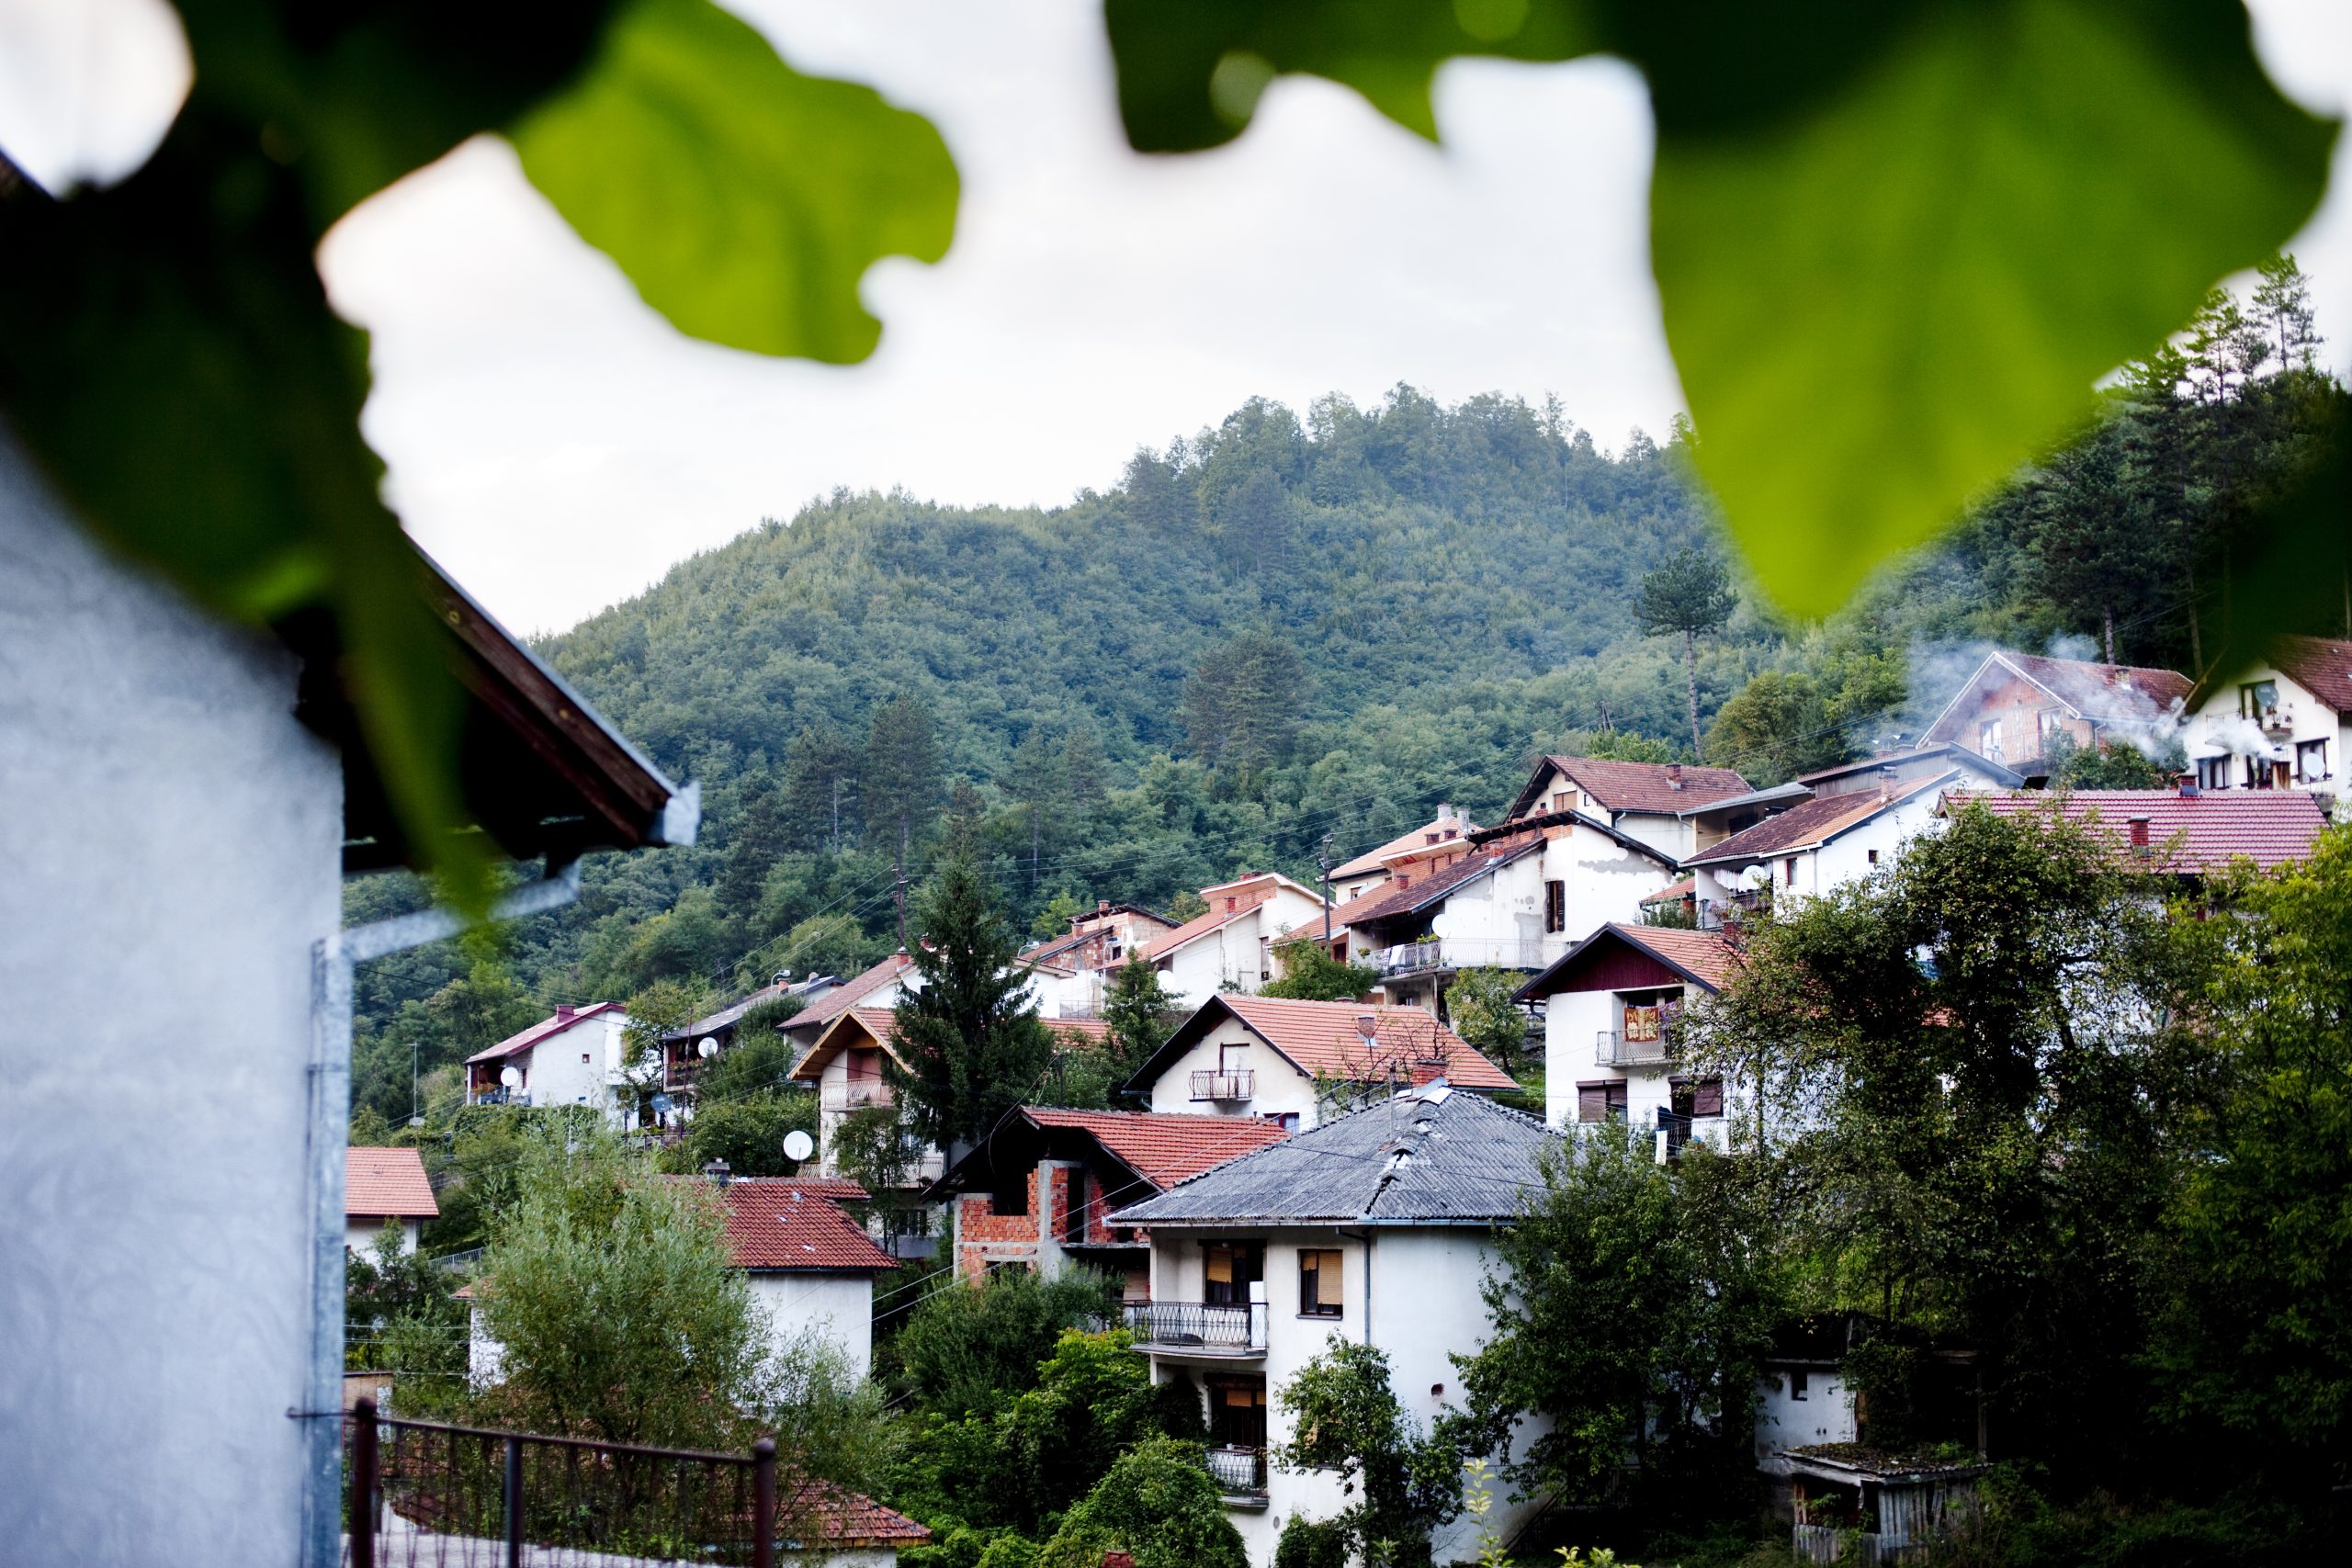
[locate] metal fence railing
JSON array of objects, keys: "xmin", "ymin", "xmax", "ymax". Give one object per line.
[
  {"xmin": 342, "ymin": 1399, "xmax": 778, "ymax": 1568},
  {"xmin": 1120, "ymin": 1301, "xmax": 1265, "ymax": 1354},
  {"xmin": 1189, "ymin": 1069, "xmax": 1255, "ymax": 1102},
  {"xmin": 1204, "ymin": 1445, "xmax": 1268, "ymax": 1496}
]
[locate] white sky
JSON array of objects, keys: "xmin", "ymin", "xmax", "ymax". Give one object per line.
[{"xmin": 5, "ymin": 2, "xmax": 2347, "ymax": 636}]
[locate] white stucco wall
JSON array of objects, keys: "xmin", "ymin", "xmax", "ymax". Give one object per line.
[
  {"xmin": 1157, "ymin": 891, "xmax": 1329, "ymax": 1010},
  {"xmin": 1543, "ymin": 985, "xmax": 1728, "ymax": 1155},
  {"xmin": 1755, "ymin": 1365, "xmax": 1857, "ymax": 1470},
  {"xmin": 1143, "ymin": 1226, "xmax": 1545, "ymax": 1568},
  {"xmin": 2184, "ymin": 671, "xmax": 2349, "ymax": 805},
  {"xmin": 511, "ymin": 1012, "xmax": 631, "ymax": 1117},
  {"xmin": 1143, "ymin": 1015, "xmax": 1321, "ymax": 1127},
  {"xmin": 1537, "ymin": 824, "xmax": 1679, "ymax": 947},
  {"xmin": 746, "ymin": 1270, "xmax": 876, "ymax": 1382},
  {"xmin": 345, "ymin": 1218, "xmax": 423, "ymax": 1258},
  {"xmin": 1, "ymin": 434, "xmax": 342, "ymax": 1565}
]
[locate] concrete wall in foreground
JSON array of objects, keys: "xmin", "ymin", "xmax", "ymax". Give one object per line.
[{"xmin": 0, "ymin": 434, "xmax": 341, "ymax": 1565}]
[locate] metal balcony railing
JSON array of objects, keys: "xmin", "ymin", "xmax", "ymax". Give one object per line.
[
  {"xmin": 1190, "ymin": 1069, "xmax": 1254, "ymax": 1102},
  {"xmin": 1366, "ymin": 937, "xmax": 1547, "ymax": 976},
  {"xmin": 820, "ymin": 1080, "xmax": 893, "ymax": 1112},
  {"xmin": 1596, "ymin": 1030, "xmax": 1675, "ymax": 1067},
  {"xmin": 1120, "ymin": 1300, "xmax": 1266, "ymax": 1355},
  {"xmin": 1204, "ymin": 1445, "xmax": 1269, "ymax": 1498}
]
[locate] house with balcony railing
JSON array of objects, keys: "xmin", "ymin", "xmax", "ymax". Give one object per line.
[
  {"xmin": 2182, "ymin": 634, "xmax": 2352, "ymax": 805},
  {"xmin": 1516, "ymin": 923, "xmax": 1738, "ymax": 1158},
  {"xmin": 463, "ymin": 1003, "xmax": 633, "ymax": 1120},
  {"xmin": 1109, "ymin": 1083, "xmax": 1562, "ymax": 1562},
  {"xmin": 1125, "ymin": 994, "xmax": 1520, "ymax": 1133},
  {"xmin": 1329, "ymin": 839, "xmax": 1551, "ymax": 1017}
]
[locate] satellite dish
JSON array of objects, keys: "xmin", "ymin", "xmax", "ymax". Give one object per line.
[
  {"xmin": 782, "ymin": 1130, "xmax": 815, "ymax": 1163},
  {"xmin": 499, "ymin": 1066, "xmax": 523, "ymax": 1089},
  {"xmin": 697, "ymin": 1037, "xmax": 720, "ymax": 1059}
]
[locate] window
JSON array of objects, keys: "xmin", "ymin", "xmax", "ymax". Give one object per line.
[
  {"xmin": 1263, "ymin": 1111, "xmax": 1300, "ymax": 1132},
  {"xmin": 2298, "ymin": 739, "xmax": 2330, "ymax": 782},
  {"xmin": 581, "ymin": 1052, "xmax": 591, "ymax": 1064},
  {"xmin": 1784, "ymin": 856, "xmax": 1798, "ymax": 886},
  {"xmin": 2038, "ymin": 708, "xmax": 2064, "ymax": 739},
  {"xmin": 2197, "ymin": 754, "xmax": 2233, "ymax": 791},
  {"xmin": 1551, "ymin": 790, "xmax": 1570, "ymax": 812},
  {"xmin": 1979, "ymin": 718, "xmax": 2005, "ymax": 760},
  {"xmin": 1221, "ymin": 1043, "xmax": 1249, "ymax": 1075},
  {"xmin": 1671, "ymin": 1077, "xmax": 1725, "ymax": 1118},
  {"xmin": 1543, "ymin": 879, "xmax": 1566, "ymax": 933},
  {"xmin": 1207, "ymin": 1377, "xmax": 1268, "ymax": 1450},
  {"xmin": 1791, "ymin": 1370, "xmax": 1811, "ymax": 1401},
  {"xmin": 1299, "ymin": 1248, "xmax": 1343, "ymax": 1317},
  {"xmin": 1203, "ymin": 1241, "xmax": 1263, "ymax": 1305},
  {"xmin": 1577, "ymin": 1080, "xmax": 1629, "ymax": 1123},
  {"xmin": 1866, "ymin": 849, "xmax": 1879, "ymax": 866},
  {"xmin": 1623, "ymin": 1001, "xmax": 1664, "ymax": 1043},
  {"xmin": 2240, "ymin": 679, "xmax": 2279, "ymax": 717}
]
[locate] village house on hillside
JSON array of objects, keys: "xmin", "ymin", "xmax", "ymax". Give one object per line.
[
  {"xmin": 780, "ymin": 953, "xmax": 921, "ymax": 1055},
  {"xmin": 1326, "ymin": 806, "xmax": 1478, "ymax": 904},
  {"xmin": 1109, "ymin": 1084, "xmax": 1560, "ymax": 1567},
  {"xmin": 1333, "ymin": 838, "xmax": 1549, "ymax": 1013},
  {"xmin": 1123, "ymin": 994, "xmax": 1517, "ymax": 1131},
  {"xmin": 930, "ymin": 1108, "xmax": 1290, "ymax": 1295},
  {"xmin": 2182, "ymin": 633, "xmax": 2352, "ymax": 803},
  {"xmin": 1917, "ymin": 651, "xmax": 2192, "ymax": 783},
  {"xmin": 1515, "ymin": 923, "xmax": 1741, "ymax": 1155},
  {"xmin": 465, "ymin": 1002, "xmax": 632, "ymax": 1118},
  {"xmin": 1021, "ymin": 900, "xmax": 1179, "ymax": 1019},
  {"xmin": 1794, "ymin": 743, "xmax": 2022, "ymax": 798},
  {"xmin": 1945, "ymin": 784, "xmax": 2330, "ymax": 880},
  {"xmin": 345, "ymin": 1147, "xmax": 438, "ymax": 1259},
  {"xmin": 661, "ymin": 970, "xmax": 843, "ymax": 1098},
  {"xmin": 1140, "ymin": 871, "xmax": 1329, "ymax": 1008},
  {"xmin": 1682, "ymin": 770, "xmax": 1958, "ymax": 925}
]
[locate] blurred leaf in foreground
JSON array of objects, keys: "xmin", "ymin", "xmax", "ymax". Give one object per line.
[{"xmin": 514, "ymin": 0, "xmax": 958, "ymax": 362}]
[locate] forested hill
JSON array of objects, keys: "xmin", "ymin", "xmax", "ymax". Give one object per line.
[{"xmin": 347, "ymin": 327, "xmax": 2346, "ymax": 1122}]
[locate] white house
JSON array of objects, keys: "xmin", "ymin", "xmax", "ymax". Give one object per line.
[
  {"xmin": 1681, "ymin": 771, "xmax": 1956, "ymax": 925},
  {"xmin": 1514, "ymin": 923, "xmax": 1741, "ymax": 1154},
  {"xmin": 464, "ymin": 1002, "xmax": 632, "ymax": 1118},
  {"xmin": 781, "ymin": 953, "xmax": 920, "ymax": 1055},
  {"xmin": 1334, "ymin": 839, "xmax": 1550, "ymax": 1014},
  {"xmin": 1108, "ymin": 1085, "xmax": 1560, "ymax": 1568},
  {"xmin": 1495, "ymin": 754, "xmax": 1761, "ymax": 862},
  {"xmin": 1141, "ymin": 872, "xmax": 1330, "ymax": 1009},
  {"xmin": 1792, "ymin": 743, "xmax": 2022, "ymax": 799},
  {"xmin": 1326, "ymin": 807, "xmax": 1478, "ymax": 904},
  {"xmin": 0, "ymin": 434, "xmax": 695, "ymax": 1567},
  {"xmin": 1124, "ymin": 994, "xmax": 1519, "ymax": 1132},
  {"xmin": 1020, "ymin": 901, "xmax": 1181, "ymax": 1019},
  {"xmin": 2182, "ymin": 633, "xmax": 2352, "ymax": 806},
  {"xmin": 345, "ymin": 1147, "xmax": 438, "ymax": 1258}
]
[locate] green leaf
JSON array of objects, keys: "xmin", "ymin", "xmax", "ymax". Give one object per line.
[
  {"xmin": 513, "ymin": 0, "xmax": 959, "ymax": 363},
  {"xmin": 1103, "ymin": 0, "xmax": 1598, "ymax": 153},
  {"xmin": 1647, "ymin": 0, "xmax": 2336, "ymax": 615}
]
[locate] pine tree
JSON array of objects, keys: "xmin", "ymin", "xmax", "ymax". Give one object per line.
[
  {"xmin": 1635, "ymin": 547, "xmax": 1736, "ymax": 758},
  {"xmin": 862, "ymin": 695, "xmax": 943, "ymax": 944},
  {"xmin": 887, "ymin": 839, "xmax": 1056, "ymax": 1156},
  {"xmin": 1101, "ymin": 953, "xmax": 1180, "ymax": 1078},
  {"xmin": 1058, "ymin": 725, "xmax": 1107, "ymax": 816},
  {"xmin": 716, "ymin": 771, "xmax": 787, "ymax": 937},
  {"xmin": 1004, "ymin": 728, "xmax": 1064, "ymax": 890},
  {"xmin": 783, "ymin": 724, "xmax": 858, "ymax": 853}
]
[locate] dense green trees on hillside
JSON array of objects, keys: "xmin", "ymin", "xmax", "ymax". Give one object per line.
[{"xmin": 344, "ymin": 339, "xmax": 2342, "ymax": 1114}]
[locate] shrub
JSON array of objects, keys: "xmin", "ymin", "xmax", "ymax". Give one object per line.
[
  {"xmin": 889, "ymin": 1266, "xmax": 1121, "ymax": 1418},
  {"xmin": 1273, "ymin": 1517, "xmax": 1350, "ymax": 1568},
  {"xmin": 1035, "ymin": 1437, "xmax": 1248, "ymax": 1568}
]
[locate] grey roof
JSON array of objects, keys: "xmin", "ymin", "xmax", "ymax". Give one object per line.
[{"xmin": 1106, "ymin": 1085, "xmax": 1561, "ymax": 1228}]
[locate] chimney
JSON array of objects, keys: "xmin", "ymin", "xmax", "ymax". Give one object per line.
[
  {"xmin": 1878, "ymin": 765, "xmax": 1898, "ymax": 803},
  {"xmin": 2177, "ymin": 772, "xmax": 2199, "ymax": 798},
  {"xmin": 555, "ymin": 1004, "xmax": 575, "ymax": 1023},
  {"xmin": 2128, "ymin": 816, "xmax": 2152, "ymax": 852},
  {"xmin": 702, "ymin": 1157, "xmax": 732, "ymax": 1188},
  {"xmin": 1668, "ymin": 763, "xmax": 1684, "ymax": 790},
  {"xmin": 1224, "ymin": 897, "xmax": 1237, "ymax": 913},
  {"xmin": 1098, "ymin": 900, "xmax": 1111, "ymax": 912},
  {"xmin": 1356, "ymin": 1013, "xmax": 1381, "ymax": 1046}
]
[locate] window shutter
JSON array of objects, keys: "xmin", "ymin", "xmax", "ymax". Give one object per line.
[
  {"xmin": 1692, "ymin": 1077, "xmax": 1724, "ymax": 1117},
  {"xmin": 1577, "ymin": 1083, "xmax": 1607, "ymax": 1123}
]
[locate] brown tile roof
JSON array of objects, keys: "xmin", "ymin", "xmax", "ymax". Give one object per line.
[
  {"xmin": 1045, "ymin": 1017, "xmax": 1118, "ymax": 1044},
  {"xmin": 1333, "ymin": 815, "xmax": 1479, "ymax": 879},
  {"xmin": 711, "ymin": 1178, "xmax": 897, "ymax": 1272},
  {"xmin": 1687, "ymin": 772, "xmax": 1950, "ymax": 866},
  {"xmin": 1023, "ymin": 1108, "xmax": 1291, "ymax": 1188},
  {"xmin": 1945, "ymin": 789, "xmax": 2330, "ymax": 874},
  {"xmin": 1515, "ymin": 756, "xmax": 1754, "ymax": 818},
  {"xmin": 2264, "ymin": 634, "xmax": 2352, "ymax": 716},
  {"xmin": 465, "ymin": 1003, "xmax": 621, "ymax": 1066},
  {"xmin": 1923, "ymin": 652, "xmax": 2192, "ymax": 745},
  {"xmin": 1338, "ymin": 841, "xmax": 1543, "ymax": 928},
  {"xmin": 788, "ymin": 953, "xmax": 915, "ymax": 1031},
  {"xmin": 1218, "ymin": 996, "xmax": 1520, "ymax": 1090},
  {"xmin": 783, "ymin": 1477, "xmax": 933, "ymax": 1546},
  {"xmin": 1643, "ymin": 876, "xmax": 1696, "ymax": 905},
  {"xmin": 346, "ymin": 1147, "xmax": 437, "ymax": 1220}
]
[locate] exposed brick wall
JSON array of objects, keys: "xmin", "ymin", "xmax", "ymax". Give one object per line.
[{"xmin": 952, "ymin": 1169, "xmax": 1042, "ymax": 1281}]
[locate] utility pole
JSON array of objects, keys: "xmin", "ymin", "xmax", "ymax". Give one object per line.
[
  {"xmin": 1318, "ymin": 833, "xmax": 1334, "ymax": 946},
  {"xmin": 894, "ymin": 821, "xmax": 910, "ymax": 951},
  {"xmin": 408, "ymin": 1041, "xmax": 423, "ymax": 1128}
]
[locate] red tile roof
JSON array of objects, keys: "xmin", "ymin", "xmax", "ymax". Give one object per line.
[
  {"xmin": 1338, "ymin": 841, "xmax": 1542, "ymax": 929},
  {"xmin": 1217, "ymin": 995, "xmax": 1520, "ymax": 1090},
  {"xmin": 347, "ymin": 1147, "xmax": 437, "ymax": 1220},
  {"xmin": 1333, "ymin": 815, "xmax": 1479, "ymax": 879},
  {"xmin": 2264, "ymin": 634, "xmax": 2352, "ymax": 716},
  {"xmin": 1923, "ymin": 653, "xmax": 2192, "ymax": 745},
  {"xmin": 788, "ymin": 953, "xmax": 915, "ymax": 1031},
  {"xmin": 1643, "ymin": 877, "xmax": 1696, "ymax": 905},
  {"xmin": 710, "ymin": 1179, "xmax": 897, "ymax": 1272},
  {"xmin": 783, "ymin": 1477, "xmax": 933, "ymax": 1545},
  {"xmin": 1687, "ymin": 772, "xmax": 1949, "ymax": 866},
  {"xmin": 1514, "ymin": 756, "xmax": 1754, "ymax": 818},
  {"xmin": 465, "ymin": 1003, "xmax": 621, "ymax": 1066},
  {"xmin": 1045, "ymin": 1017, "xmax": 1117, "ymax": 1044},
  {"xmin": 1945, "ymin": 789, "xmax": 2329, "ymax": 873},
  {"xmin": 1023, "ymin": 1108, "xmax": 1291, "ymax": 1188}
]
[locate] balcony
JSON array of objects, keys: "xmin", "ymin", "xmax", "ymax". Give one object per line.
[
  {"xmin": 1204, "ymin": 1445, "xmax": 1269, "ymax": 1503},
  {"xmin": 1120, "ymin": 1300, "xmax": 1266, "ymax": 1357},
  {"xmin": 1364, "ymin": 936, "xmax": 1547, "ymax": 976},
  {"xmin": 820, "ymin": 1079, "xmax": 894, "ymax": 1113},
  {"xmin": 1190, "ymin": 1069, "xmax": 1255, "ymax": 1102},
  {"xmin": 1596, "ymin": 1030, "xmax": 1675, "ymax": 1067}
]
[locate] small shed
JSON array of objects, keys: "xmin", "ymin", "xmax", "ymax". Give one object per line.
[{"xmin": 1781, "ymin": 1446, "xmax": 1988, "ymax": 1563}]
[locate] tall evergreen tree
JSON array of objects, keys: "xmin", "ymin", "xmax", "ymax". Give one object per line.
[
  {"xmin": 887, "ymin": 839, "xmax": 1056, "ymax": 1156},
  {"xmin": 1634, "ymin": 546, "xmax": 1736, "ymax": 758},
  {"xmin": 862, "ymin": 696, "xmax": 942, "ymax": 943},
  {"xmin": 1181, "ymin": 632, "xmax": 1306, "ymax": 786},
  {"xmin": 1058, "ymin": 724, "xmax": 1107, "ymax": 815},
  {"xmin": 1100, "ymin": 953, "xmax": 1180, "ymax": 1078},
  {"xmin": 783, "ymin": 724, "xmax": 858, "ymax": 853},
  {"xmin": 716, "ymin": 770, "xmax": 788, "ymax": 937},
  {"xmin": 1004, "ymin": 728, "xmax": 1064, "ymax": 890}
]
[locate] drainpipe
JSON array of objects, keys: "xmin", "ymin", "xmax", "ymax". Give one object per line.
[
  {"xmin": 300, "ymin": 861, "xmax": 584, "ymax": 1568},
  {"xmin": 1339, "ymin": 1226, "xmax": 1374, "ymax": 1346}
]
